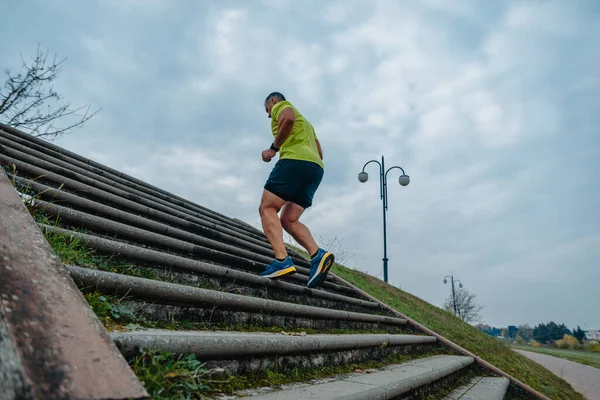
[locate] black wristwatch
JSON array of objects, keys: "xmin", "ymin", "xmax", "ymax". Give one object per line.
[{"xmin": 270, "ymin": 143, "xmax": 280, "ymax": 152}]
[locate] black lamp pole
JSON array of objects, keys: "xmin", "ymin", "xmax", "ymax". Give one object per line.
[
  {"xmin": 358, "ymin": 156, "xmax": 409, "ymax": 283},
  {"xmin": 444, "ymin": 275, "xmax": 463, "ymax": 316}
]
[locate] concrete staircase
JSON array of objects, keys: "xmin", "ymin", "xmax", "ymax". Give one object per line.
[{"xmin": 0, "ymin": 124, "xmax": 543, "ymax": 399}]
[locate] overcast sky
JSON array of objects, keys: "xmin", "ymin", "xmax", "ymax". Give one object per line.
[{"xmin": 1, "ymin": 0, "xmax": 598, "ymax": 329}]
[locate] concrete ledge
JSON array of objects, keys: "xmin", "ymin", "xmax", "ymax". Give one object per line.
[
  {"xmin": 111, "ymin": 330, "xmax": 436, "ymax": 359},
  {"xmin": 244, "ymin": 355, "xmax": 474, "ymax": 399},
  {"xmin": 0, "ymin": 172, "xmax": 148, "ymax": 399},
  {"xmin": 444, "ymin": 377, "xmax": 510, "ymax": 400},
  {"xmin": 66, "ymin": 265, "xmax": 407, "ymax": 327},
  {"xmin": 0, "ymin": 311, "xmax": 34, "ymax": 400}
]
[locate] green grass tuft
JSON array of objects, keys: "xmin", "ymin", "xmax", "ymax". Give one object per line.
[
  {"xmin": 130, "ymin": 350, "xmax": 212, "ymax": 400},
  {"xmin": 42, "ymin": 224, "xmax": 95, "ymax": 265}
]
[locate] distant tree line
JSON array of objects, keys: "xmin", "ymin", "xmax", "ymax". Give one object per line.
[
  {"xmin": 476, "ymin": 322, "xmax": 598, "ymax": 352},
  {"xmin": 476, "ymin": 322, "xmax": 587, "ymax": 344},
  {"xmin": 533, "ymin": 322, "xmax": 574, "ymax": 344}
]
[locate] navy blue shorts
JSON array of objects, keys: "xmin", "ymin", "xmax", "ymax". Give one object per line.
[{"xmin": 264, "ymin": 159, "xmax": 324, "ymax": 209}]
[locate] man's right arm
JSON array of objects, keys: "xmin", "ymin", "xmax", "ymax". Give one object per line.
[{"xmin": 316, "ymin": 139, "xmax": 323, "ymax": 160}]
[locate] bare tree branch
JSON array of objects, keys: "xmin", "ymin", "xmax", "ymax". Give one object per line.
[
  {"xmin": 443, "ymin": 287, "xmax": 484, "ymax": 324},
  {"xmin": 0, "ymin": 44, "xmax": 101, "ymax": 141}
]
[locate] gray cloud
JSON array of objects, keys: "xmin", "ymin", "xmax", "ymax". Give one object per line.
[{"xmin": 1, "ymin": 0, "xmax": 598, "ymax": 329}]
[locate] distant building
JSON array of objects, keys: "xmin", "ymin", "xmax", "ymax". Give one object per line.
[{"xmin": 585, "ymin": 330, "xmax": 600, "ymax": 341}]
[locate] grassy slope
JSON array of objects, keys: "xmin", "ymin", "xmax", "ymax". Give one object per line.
[
  {"xmin": 512, "ymin": 345, "xmax": 600, "ymax": 369},
  {"xmin": 329, "ymin": 263, "xmax": 584, "ymax": 400}
]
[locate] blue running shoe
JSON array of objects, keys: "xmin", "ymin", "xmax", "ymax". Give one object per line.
[
  {"xmin": 260, "ymin": 257, "xmax": 297, "ymax": 279},
  {"xmin": 307, "ymin": 249, "xmax": 335, "ymax": 289}
]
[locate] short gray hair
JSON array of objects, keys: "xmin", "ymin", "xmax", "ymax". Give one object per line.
[{"xmin": 264, "ymin": 92, "xmax": 286, "ymax": 105}]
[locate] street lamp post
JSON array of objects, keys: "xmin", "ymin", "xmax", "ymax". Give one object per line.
[
  {"xmin": 443, "ymin": 275, "xmax": 463, "ymax": 316},
  {"xmin": 358, "ymin": 156, "xmax": 410, "ymax": 283}
]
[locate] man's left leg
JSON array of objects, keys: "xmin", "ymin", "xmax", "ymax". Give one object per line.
[
  {"xmin": 280, "ymin": 201, "xmax": 334, "ymax": 289},
  {"xmin": 280, "ymin": 202, "xmax": 319, "ymax": 257}
]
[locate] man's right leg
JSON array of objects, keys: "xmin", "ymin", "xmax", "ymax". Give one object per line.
[
  {"xmin": 259, "ymin": 189, "xmax": 288, "ymax": 259},
  {"xmin": 258, "ymin": 189, "xmax": 296, "ymax": 279}
]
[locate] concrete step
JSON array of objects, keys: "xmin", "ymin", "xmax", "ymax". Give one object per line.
[
  {"xmin": 0, "ymin": 127, "xmax": 265, "ymax": 240},
  {"xmin": 35, "ymin": 198, "xmax": 330, "ymax": 283},
  {"xmin": 0, "ymin": 150, "xmax": 287, "ymax": 261},
  {"xmin": 111, "ymin": 330, "xmax": 438, "ymax": 375},
  {"xmin": 444, "ymin": 376, "xmax": 510, "ymax": 400},
  {"xmin": 15, "ymin": 174, "xmax": 298, "ymax": 262},
  {"xmin": 239, "ymin": 355, "xmax": 474, "ymax": 399},
  {"xmin": 43, "ymin": 224, "xmax": 361, "ymax": 301},
  {"xmin": 5, "ymin": 157, "xmax": 309, "ymax": 268},
  {"xmin": 0, "ymin": 131, "xmax": 309, "ymax": 261},
  {"xmin": 67, "ymin": 265, "xmax": 408, "ymax": 331},
  {"xmin": 55, "ymin": 227, "xmax": 379, "ymax": 314},
  {"xmin": 0, "ymin": 126, "xmax": 227, "ymax": 222},
  {"xmin": 0, "ymin": 140, "xmax": 253, "ymax": 238}
]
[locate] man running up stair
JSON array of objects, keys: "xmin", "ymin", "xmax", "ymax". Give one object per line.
[{"xmin": 259, "ymin": 92, "xmax": 335, "ymax": 289}]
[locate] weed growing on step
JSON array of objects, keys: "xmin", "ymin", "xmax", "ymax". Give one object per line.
[
  {"xmin": 130, "ymin": 350, "xmax": 212, "ymax": 400},
  {"xmin": 9, "ymin": 176, "xmax": 161, "ymax": 282},
  {"xmin": 32, "ymin": 216, "xmax": 163, "ymax": 283},
  {"xmin": 42, "ymin": 224, "xmax": 95, "ymax": 265},
  {"xmin": 84, "ymin": 292, "xmax": 140, "ymax": 330}
]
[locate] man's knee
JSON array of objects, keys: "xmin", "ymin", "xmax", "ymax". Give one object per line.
[
  {"xmin": 259, "ymin": 201, "xmax": 280, "ymax": 217},
  {"xmin": 259, "ymin": 202, "xmax": 268, "ymax": 217},
  {"xmin": 280, "ymin": 214, "xmax": 298, "ymax": 232}
]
